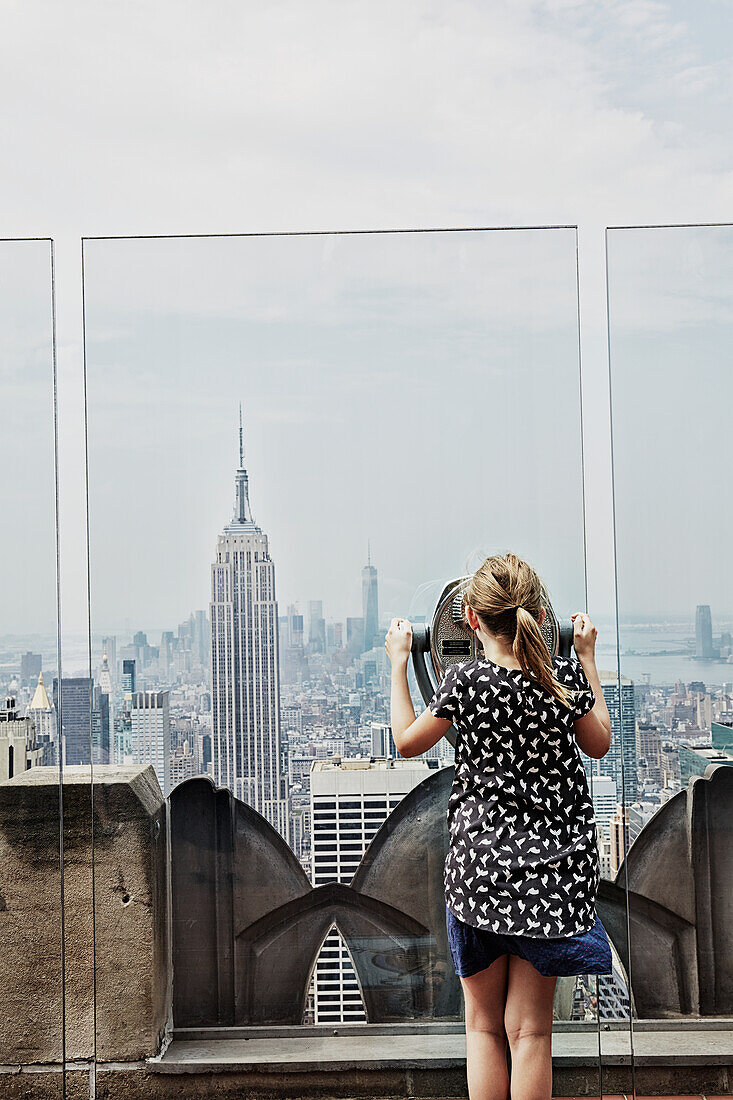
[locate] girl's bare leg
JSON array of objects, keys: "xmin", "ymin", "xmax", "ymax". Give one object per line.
[
  {"xmin": 459, "ymin": 954, "xmax": 510, "ymax": 1100},
  {"xmin": 503, "ymin": 955, "xmax": 557, "ymax": 1100}
]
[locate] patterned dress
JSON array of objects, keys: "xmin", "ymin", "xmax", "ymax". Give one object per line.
[{"xmin": 430, "ymin": 654, "xmax": 600, "ymax": 938}]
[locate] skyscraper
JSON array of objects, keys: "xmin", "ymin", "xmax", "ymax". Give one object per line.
[
  {"xmin": 27, "ymin": 672, "xmax": 56, "ymax": 745},
  {"xmin": 696, "ymin": 604, "xmax": 715, "ymax": 658},
  {"xmin": 52, "ymin": 677, "xmax": 92, "ymax": 766},
  {"xmin": 0, "ymin": 695, "xmax": 50, "ymax": 779},
  {"xmin": 589, "ymin": 671, "xmax": 638, "ymax": 804},
  {"xmin": 101, "ymin": 636, "xmax": 117, "ymax": 688},
  {"xmin": 210, "ymin": 409, "xmax": 287, "ymax": 836},
  {"xmin": 122, "ymin": 660, "xmax": 136, "ymax": 693},
  {"xmin": 20, "ymin": 652, "xmax": 42, "ymax": 684},
  {"xmin": 308, "ymin": 600, "xmax": 326, "ymax": 653},
  {"xmin": 361, "ymin": 545, "xmax": 379, "ymax": 652},
  {"xmin": 129, "ymin": 690, "xmax": 171, "ymax": 795}
]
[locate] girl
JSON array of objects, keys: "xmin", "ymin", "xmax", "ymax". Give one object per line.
[{"xmin": 385, "ymin": 552, "xmax": 613, "ymax": 1100}]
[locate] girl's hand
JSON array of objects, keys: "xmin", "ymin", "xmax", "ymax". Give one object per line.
[
  {"xmin": 385, "ymin": 618, "xmax": 413, "ymax": 667},
  {"xmin": 571, "ymin": 612, "xmax": 597, "ymax": 660}
]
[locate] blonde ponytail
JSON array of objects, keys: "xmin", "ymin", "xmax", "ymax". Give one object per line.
[{"xmin": 463, "ymin": 552, "xmax": 575, "ymax": 710}]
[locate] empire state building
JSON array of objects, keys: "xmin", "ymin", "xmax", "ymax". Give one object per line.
[{"xmin": 210, "ymin": 412, "xmax": 287, "ymax": 836}]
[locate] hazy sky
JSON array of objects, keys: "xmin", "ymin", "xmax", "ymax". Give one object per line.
[
  {"xmin": 2, "ymin": 1, "xmax": 733, "ymax": 653},
  {"xmin": 0, "ymin": 241, "xmax": 56, "ymax": 635},
  {"xmin": 82, "ymin": 229, "xmax": 587, "ymax": 633},
  {"xmin": 607, "ymin": 225, "xmax": 733, "ymax": 620}
]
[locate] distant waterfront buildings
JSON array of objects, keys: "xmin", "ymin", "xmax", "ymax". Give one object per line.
[
  {"xmin": 209, "ymin": 412, "xmax": 287, "ymax": 836},
  {"xmin": 20, "ymin": 652, "xmax": 42, "ymax": 685},
  {"xmin": 695, "ymin": 604, "xmax": 715, "ymax": 659}
]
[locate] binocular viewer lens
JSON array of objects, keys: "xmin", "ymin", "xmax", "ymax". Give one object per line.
[{"xmin": 410, "ymin": 578, "xmax": 575, "ymax": 742}]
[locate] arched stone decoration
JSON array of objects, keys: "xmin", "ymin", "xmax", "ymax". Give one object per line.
[{"xmin": 170, "ymin": 763, "xmax": 732, "ymax": 1024}]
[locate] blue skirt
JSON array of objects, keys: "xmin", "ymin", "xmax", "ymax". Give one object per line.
[{"xmin": 446, "ymin": 902, "xmax": 613, "ymax": 978}]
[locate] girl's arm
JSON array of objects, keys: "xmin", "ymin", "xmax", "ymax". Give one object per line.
[
  {"xmin": 386, "ymin": 618, "xmax": 452, "ymax": 758},
  {"xmin": 571, "ymin": 612, "xmax": 612, "ymax": 759}
]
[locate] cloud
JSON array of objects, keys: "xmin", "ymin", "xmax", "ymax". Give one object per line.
[
  {"xmin": 3, "ymin": 0, "xmax": 733, "ymax": 645},
  {"xmin": 1, "ymin": 0, "xmax": 732, "ymax": 236}
]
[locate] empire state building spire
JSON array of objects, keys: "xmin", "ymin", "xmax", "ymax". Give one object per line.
[{"xmin": 230, "ymin": 404, "xmax": 258, "ymax": 531}]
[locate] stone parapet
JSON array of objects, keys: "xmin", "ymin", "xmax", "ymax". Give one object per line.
[{"xmin": 0, "ymin": 764, "xmax": 169, "ymax": 1064}]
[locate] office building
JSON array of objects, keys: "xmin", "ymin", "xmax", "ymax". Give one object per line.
[
  {"xmin": 122, "ymin": 660, "xmax": 136, "ymax": 694},
  {"xmin": 591, "ymin": 670, "xmax": 638, "ymax": 803},
  {"xmin": 289, "ymin": 753, "xmax": 315, "ymax": 792},
  {"xmin": 608, "ymin": 803, "xmax": 644, "ymax": 875},
  {"xmin": 170, "ymin": 739, "xmax": 196, "ymax": 789},
  {"xmin": 287, "ymin": 605, "xmax": 304, "ymax": 650},
  {"xmin": 92, "ymin": 683, "xmax": 111, "ymax": 764},
  {"xmin": 590, "ymin": 774, "xmax": 617, "ymax": 832},
  {"xmin": 191, "ymin": 610, "xmax": 209, "ymax": 667},
  {"xmin": 588, "ymin": 775, "xmax": 616, "ymax": 878},
  {"xmin": 679, "ymin": 742, "xmax": 733, "ymax": 784},
  {"xmin": 210, "ymin": 411, "xmax": 287, "ymax": 836},
  {"xmin": 281, "ymin": 703, "xmax": 302, "ymax": 736},
  {"xmin": 52, "ymin": 677, "xmax": 92, "ymax": 766},
  {"xmin": 597, "ymin": 966, "xmax": 631, "ymax": 1020},
  {"xmin": 370, "ymin": 721, "xmax": 396, "ymax": 759},
  {"xmin": 129, "ymin": 690, "xmax": 171, "ymax": 795},
  {"xmin": 346, "ymin": 617, "xmax": 365, "ymax": 656},
  {"xmin": 308, "ymin": 600, "xmax": 326, "ymax": 653},
  {"xmin": 101, "ymin": 636, "xmax": 117, "ymax": 687},
  {"xmin": 637, "ymin": 723, "xmax": 663, "ymax": 787},
  {"xmin": 27, "ymin": 672, "xmax": 56, "ymax": 745},
  {"xmin": 309, "ymin": 756, "xmax": 435, "ymax": 1022},
  {"xmin": 712, "ymin": 720, "xmax": 733, "ymax": 752},
  {"xmin": 20, "ymin": 652, "xmax": 42, "ymax": 685},
  {"xmin": 696, "ymin": 604, "xmax": 715, "ymax": 659},
  {"xmin": 289, "ymin": 796, "xmax": 310, "ymax": 861},
  {"xmin": 0, "ymin": 695, "xmax": 50, "ymax": 778}
]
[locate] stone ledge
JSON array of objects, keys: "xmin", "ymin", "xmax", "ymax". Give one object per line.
[{"xmin": 153, "ymin": 1028, "xmax": 733, "ymax": 1073}]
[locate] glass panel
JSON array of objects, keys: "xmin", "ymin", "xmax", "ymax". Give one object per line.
[
  {"xmin": 0, "ymin": 241, "xmax": 63, "ymax": 1075},
  {"xmin": 607, "ymin": 225, "xmax": 733, "ymax": 1053},
  {"xmin": 82, "ymin": 229, "xmax": 601, "ymax": 1071}
]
